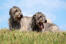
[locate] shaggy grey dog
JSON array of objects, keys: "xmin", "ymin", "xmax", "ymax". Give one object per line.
[
  {"xmin": 31, "ymin": 12, "xmax": 59, "ymax": 32},
  {"xmin": 31, "ymin": 12, "xmax": 47, "ymax": 32},
  {"xmin": 9, "ymin": 6, "xmax": 32, "ymax": 31},
  {"xmin": 9, "ymin": 6, "xmax": 23, "ymax": 30}
]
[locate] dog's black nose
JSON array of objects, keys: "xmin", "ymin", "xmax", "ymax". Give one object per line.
[
  {"xmin": 20, "ymin": 15, "xmax": 23, "ymax": 18},
  {"xmin": 44, "ymin": 20, "xmax": 47, "ymax": 23}
]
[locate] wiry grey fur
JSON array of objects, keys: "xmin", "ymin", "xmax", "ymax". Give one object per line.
[{"xmin": 20, "ymin": 16, "xmax": 32, "ymax": 31}]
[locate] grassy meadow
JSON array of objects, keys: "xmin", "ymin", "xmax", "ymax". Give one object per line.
[{"xmin": 0, "ymin": 29, "xmax": 66, "ymax": 44}]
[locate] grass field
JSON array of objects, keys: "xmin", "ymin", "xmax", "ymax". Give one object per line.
[{"xmin": 0, "ymin": 29, "xmax": 66, "ymax": 44}]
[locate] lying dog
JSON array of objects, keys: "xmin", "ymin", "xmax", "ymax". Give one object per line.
[
  {"xmin": 9, "ymin": 6, "xmax": 23, "ymax": 30},
  {"xmin": 9, "ymin": 6, "xmax": 32, "ymax": 31},
  {"xmin": 31, "ymin": 12, "xmax": 59, "ymax": 32}
]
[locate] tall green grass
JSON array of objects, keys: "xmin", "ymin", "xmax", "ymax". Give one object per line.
[{"xmin": 0, "ymin": 29, "xmax": 66, "ymax": 44}]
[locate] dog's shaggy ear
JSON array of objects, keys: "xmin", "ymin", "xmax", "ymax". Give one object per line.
[
  {"xmin": 32, "ymin": 15, "xmax": 36, "ymax": 22},
  {"xmin": 9, "ymin": 8, "xmax": 12, "ymax": 16}
]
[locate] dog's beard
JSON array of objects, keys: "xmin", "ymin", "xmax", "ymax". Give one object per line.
[
  {"xmin": 13, "ymin": 15, "xmax": 22, "ymax": 22},
  {"xmin": 16, "ymin": 16, "xmax": 22, "ymax": 20}
]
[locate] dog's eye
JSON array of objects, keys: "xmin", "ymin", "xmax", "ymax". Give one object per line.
[
  {"xmin": 15, "ymin": 10, "xmax": 18, "ymax": 12},
  {"xmin": 38, "ymin": 16, "xmax": 42, "ymax": 20},
  {"xmin": 39, "ymin": 16, "xmax": 42, "ymax": 18}
]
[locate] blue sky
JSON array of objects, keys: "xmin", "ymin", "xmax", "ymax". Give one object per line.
[{"xmin": 0, "ymin": 0, "xmax": 66, "ymax": 30}]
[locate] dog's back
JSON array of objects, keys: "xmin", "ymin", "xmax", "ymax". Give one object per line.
[
  {"xmin": 42, "ymin": 23, "xmax": 59, "ymax": 32},
  {"xmin": 20, "ymin": 16, "xmax": 32, "ymax": 31}
]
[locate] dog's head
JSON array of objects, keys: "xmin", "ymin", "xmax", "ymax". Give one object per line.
[
  {"xmin": 32, "ymin": 12, "xmax": 47, "ymax": 29},
  {"xmin": 9, "ymin": 6, "xmax": 23, "ymax": 21}
]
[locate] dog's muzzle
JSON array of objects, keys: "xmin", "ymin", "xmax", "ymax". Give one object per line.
[
  {"xmin": 38, "ymin": 22, "xmax": 44, "ymax": 29},
  {"xmin": 16, "ymin": 15, "xmax": 23, "ymax": 20}
]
